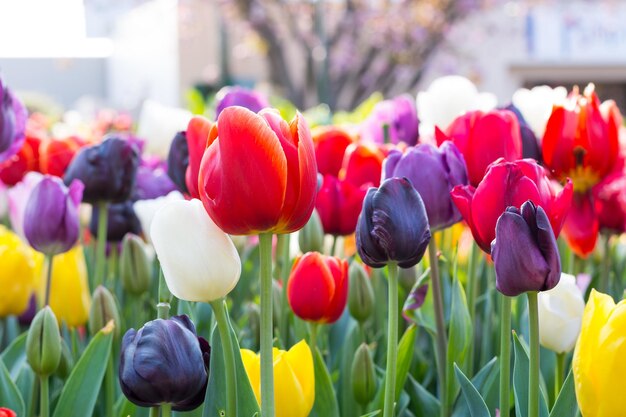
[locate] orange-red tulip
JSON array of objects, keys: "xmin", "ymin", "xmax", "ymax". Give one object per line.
[
  {"xmin": 39, "ymin": 136, "xmax": 84, "ymax": 177},
  {"xmin": 312, "ymin": 126, "xmax": 354, "ymax": 177},
  {"xmin": 339, "ymin": 143, "xmax": 385, "ymax": 188},
  {"xmin": 185, "ymin": 116, "xmax": 214, "ymax": 199}
]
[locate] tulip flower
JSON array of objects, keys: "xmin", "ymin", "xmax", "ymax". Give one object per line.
[
  {"xmin": 166, "ymin": 131, "xmax": 189, "ymax": 194},
  {"xmin": 441, "ymin": 109, "xmax": 522, "ymax": 186},
  {"xmin": 315, "ymin": 175, "xmax": 368, "ymax": 236},
  {"xmin": 503, "ymin": 104, "xmax": 541, "ymax": 162},
  {"xmin": 120, "ymin": 234, "xmax": 153, "ymax": 296},
  {"xmin": 133, "ymin": 157, "xmax": 177, "ymax": 200},
  {"xmin": 359, "ymin": 95, "xmax": 419, "ymax": 145},
  {"xmin": 356, "ymin": 177, "xmax": 431, "ymax": 268},
  {"xmin": 451, "ymin": 158, "xmax": 573, "ymax": 253},
  {"xmin": 0, "ymin": 408, "xmax": 16, "ymax": 417},
  {"xmin": 90, "ymin": 201, "xmax": 141, "ymax": 242},
  {"xmin": 199, "ymin": 107, "xmax": 317, "ymax": 235},
  {"xmin": 348, "ymin": 261, "xmax": 374, "ymax": 323},
  {"xmin": 383, "ymin": 141, "xmax": 468, "ymax": 231},
  {"xmin": 119, "ymin": 315, "xmax": 211, "ymax": 411},
  {"xmin": 23, "ymin": 175, "xmax": 83, "ymax": 256},
  {"xmin": 537, "ymin": 273, "xmax": 584, "ymax": 353},
  {"xmin": 491, "ymin": 200, "xmax": 561, "ymax": 297},
  {"xmin": 185, "ymin": 116, "xmax": 213, "ymax": 199},
  {"xmin": 340, "ymin": 142, "xmax": 385, "ymax": 188},
  {"xmin": 351, "ymin": 343, "xmax": 377, "ymax": 406},
  {"xmin": 593, "ymin": 171, "xmax": 626, "ymax": 233},
  {"xmin": 287, "ymin": 252, "xmax": 348, "ymax": 323},
  {"xmin": 133, "ymin": 191, "xmax": 183, "ymax": 242},
  {"xmin": 88, "ymin": 286, "xmax": 121, "ymax": 338},
  {"xmin": 64, "ymin": 136, "xmax": 139, "ymax": 204},
  {"xmin": 298, "ymin": 209, "xmax": 325, "ymax": 253},
  {"xmin": 241, "ymin": 340, "xmax": 314, "ymax": 417},
  {"xmin": 0, "ymin": 77, "xmax": 27, "ymax": 163},
  {"xmin": 39, "ymin": 137, "xmax": 82, "ymax": 177},
  {"xmin": 0, "ymin": 135, "xmax": 41, "ymax": 185},
  {"xmin": 215, "ymin": 86, "xmax": 270, "ymax": 116},
  {"xmin": 512, "ymin": 85, "xmax": 567, "ymax": 138},
  {"xmin": 136, "ymin": 100, "xmax": 192, "ymax": 158},
  {"xmin": 26, "ymin": 306, "xmax": 62, "ymax": 377},
  {"xmin": 0, "ymin": 226, "xmax": 38, "ymax": 318},
  {"xmin": 312, "ymin": 126, "xmax": 353, "ymax": 177},
  {"xmin": 7, "ymin": 171, "xmax": 43, "ymax": 239},
  {"xmin": 561, "ymin": 193, "xmax": 600, "ymax": 256}
]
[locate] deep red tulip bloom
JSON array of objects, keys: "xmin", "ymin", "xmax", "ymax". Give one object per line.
[
  {"xmin": 40, "ymin": 137, "xmax": 83, "ymax": 177},
  {"xmin": 593, "ymin": 171, "xmax": 626, "ymax": 234},
  {"xmin": 560, "ymin": 192, "xmax": 599, "ymax": 257},
  {"xmin": 287, "ymin": 252, "xmax": 349, "ymax": 323},
  {"xmin": 0, "ymin": 408, "xmax": 16, "ymax": 417},
  {"xmin": 451, "ymin": 158, "xmax": 573, "ymax": 253},
  {"xmin": 185, "ymin": 116, "xmax": 214, "ymax": 199},
  {"xmin": 340, "ymin": 142, "xmax": 385, "ymax": 187},
  {"xmin": 441, "ymin": 109, "xmax": 522, "ymax": 186},
  {"xmin": 542, "ymin": 84, "xmax": 621, "ymax": 193},
  {"xmin": 199, "ymin": 107, "xmax": 317, "ymax": 235},
  {"xmin": 0, "ymin": 135, "xmax": 40, "ymax": 185},
  {"xmin": 315, "ymin": 174, "xmax": 368, "ymax": 236},
  {"xmin": 312, "ymin": 126, "xmax": 354, "ymax": 177}
]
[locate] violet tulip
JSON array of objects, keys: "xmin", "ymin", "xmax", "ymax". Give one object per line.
[
  {"xmin": 90, "ymin": 201, "xmax": 141, "ymax": 242},
  {"xmin": 0, "ymin": 77, "xmax": 27, "ymax": 163},
  {"xmin": 359, "ymin": 95, "xmax": 419, "ymax": 145},
  {"xmin": 166, "ymin": 131, "xmax": 189, "ymax": 194},
  {"xmin": 215, "ymin": 86, "xmax": 270, "ymax": 116},
  {"xmin": 132, "ymin": 157, "xmax": 177, "ymax": 200}
]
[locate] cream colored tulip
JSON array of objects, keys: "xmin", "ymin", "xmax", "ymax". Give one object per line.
[
  {"xmin": 512, "ymin": 85, "xmax": 567, "ymax": 138},
  {"xmin": 133, "ymin": 191, "xmax": 183, "ymax": 243}
]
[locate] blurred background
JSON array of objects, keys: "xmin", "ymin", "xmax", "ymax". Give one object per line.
[{"xmin": 1, "ymin": 0, "xmax": 625, "ymax": 115}]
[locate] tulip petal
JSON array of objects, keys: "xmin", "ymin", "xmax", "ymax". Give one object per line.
[
  {"xmin": 562, "ymin": 193, "xmax": 599, "ymax": 257},
  {"xmin": 184, "ymin": 116, "xmax": 213, "ymax": 199},
  {"xmin": 287, "ymin": 253, "xmax": 335, "ymax": 322},
  {"xmin": 240, "ymin": 349, "xmax": 261, "ymax": 404},
  {"xmin": 284, "ymin": 340, "xmax": 315, "ymax": 414}
]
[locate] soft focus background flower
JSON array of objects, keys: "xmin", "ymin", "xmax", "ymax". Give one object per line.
[
  {"xmin": 512, "ymin": 85, "xmax": 567, "ymax": 138},
  {"xmin": 0, "ymin": 226, "xmax": 38, "ymax": 317},
  {"xmin": 0, "ymin": 77, "xmax": 27, "ymax": 163}
]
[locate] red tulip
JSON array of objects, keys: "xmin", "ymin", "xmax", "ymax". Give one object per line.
[
  {"xmin": 560, "ymin": 193, "xmax": 599, "ymax": 256},
  {"xmin": 315, "ymin": 174, "xmax": 368, "ymax": 236},
  {"xmin": 185, "ymin": 116, "xmax": 214, "ymax": 199},
  {"xmin": 339, "ymin": 143, "xmax": 385, "ymax": 187},
  {"xmin": 542, "ymin": 84, "xmax": 621, "ymax": 193},
  {"xmin": 0, "ymin": 135, "xmax": 40, "ymax": 185},
  {"xmin": 287, "ymin": 251, "xmax": 349, "ymax": 323},
  {"xmin": 0, "ymin": 408, "xmax": 16, "ymax": 417},
  {"xmin": 199, "ymin": 107, "xmax": 317, "ymax": 235},
  {"xmin": 40, "ymin": 136, "xmax": 83, "ymax": 177},
  {"xmin": 312, "ymin": 126, "xmax": 354, "ymax": 177},
  {"xmin": 593, "ymin": 171, "xmax": 626, "ymax": 234},
  {"xmin": 451, "ymin": 158, "xmax": 573, "ymax": 253},
  {"xmin": 441, "ymin": 110, "xmax": 522, "ymax": 186}
]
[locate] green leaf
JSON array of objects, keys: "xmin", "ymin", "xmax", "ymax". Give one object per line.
[
  {"xmin": 394, "ymin": 325, "xmax": 417, "ymax": 401},
  {"xmin": 359, "ymin": 411, "xmax": 381, "ymax": 417},
  {"xmin": 310, "ymin": 346, "xmax": 340, "ymax": 417},
  {"xmin": 454, "ymin": 364, "xmax": 490, "ymax": 417},
  {"xmin": 452, "ymin": 358, "xmax": 499, "ymax": 417},
  {"xmin": 406, "ymin": 374, "xmax": 440, "ymax": 417},
  {"xmin": 549, "ymin": 369, "xmax": 578, "ymax": 417},
  {"xmin": 447, "ymin": 274, "xmax": 473, "ymax": 410},
  {"xmin": 0, "ymin": 355, "xmax": 25, "ymax": 415},
  {"xmin": 512, "ymin": 333, "xmax": 549, "ymax": 417},
  {"xmin": 114, "ymin": 396, "xmax": 136, "ymax": 417},
  {"xmin": 1, "ymin": 332, "xmax": 27, "ymax": 379},
  {"xmin": 338, "ymin": 322, "xmax": 361, "ymax": 417},
  {"xmin": 203, "ymin": 325, "xmax": 260, "ymax": 417},
  {"xmin": 52, "ymin": 323, "xmax": 114, "ymax": 417}
]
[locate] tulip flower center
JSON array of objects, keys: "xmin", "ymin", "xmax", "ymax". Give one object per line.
[{"xmin": 568, "ymin": 148, "xmax": 600, "ymax": 193}]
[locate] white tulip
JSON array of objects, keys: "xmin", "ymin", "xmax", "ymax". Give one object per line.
[
  {"xmin": 136, "ymin": 100, "xmax": 192, "ymax": 158},
  {"xmin": 537, "ymin": 273, "xmax": 585, "ymax": 353},
  {"xmin": 417, "ymin": 75, "xmax": 497, "ymax": 133},
  {"xmin": 133, "ymin": 191, "xmax": 184, "ymax": 243},
  {"xmin": 512, "ymin": 85, "xmax": 567, "ymax": 138},
  {"xmin": 150, "ymin": 199, "xmax": 241, "ymax": 302}
]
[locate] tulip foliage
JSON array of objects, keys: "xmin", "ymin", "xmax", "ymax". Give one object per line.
[{"xmin": 1, "ymin": 74, "xmax": 626, "ymax": 417}]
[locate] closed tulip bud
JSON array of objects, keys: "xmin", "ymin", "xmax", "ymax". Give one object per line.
[
  {"xmin": 166, "ymin": 131, "xmax": 189, "ymax": 194},
  {"xmin": 89, "ymin": 286, "xmax": 121, "ymax": 339},
  {"xmin": 351, "ymin": 343, "xmax": 377, "ymax": 405},
  {"xmin": 492, "ymin": 200, "xmax": 561, "ymax": 296},
  {"xmin": 120, "ymin": 234, "xmax": 152, "ymax": 296},
  {"xmin": 356, "ymin": 177, "xmax": 431, "ymax": 268},
  {"xmin": 27, "ymin": 306, "xmax": 62, "ymax": 376},
  {"xmin": 0, "ymin": 408, "xmax": 16, "ymax": 417},
  {"xmin": 241, "ymin": 340, "xmax": 314, "ymax": 417},
  {"xmin": 0, "ymin": 77, "xmax": 27, "ymax": 163},
  {"xmin": 348, "ymin": 261, "xmax": 374, "ymax": 323},
  {"xmin": 55, "ymin": 339, "xmax": 74, "ymax": 379},
  {"xmin": 23, "ymin": 176, "xmax": 83, "ymax": 255},
  {"xmin": 119, "ymin": 315, "xmax": 211, "ymax": 411},
  {"xmin": 298, "ymin": 209, "xmax": 325, "ymax": 253},
  {"xmin": 537, "ymin": 273, "xmax": 584, "ymax": 353},
  {"xmin": 0, "ymin": 226, "xmax": 38, "ymax": 318},
  {"xmin": 90, "ymin": 201, "xmax": 141, "ymax": 242},
  {"xmin": 150, "ymin": 199, "xmax": 241, "ymax": 302},
  {"xmin": 64, "ymin": 136, "xmax": 139, "ymax": 204}
]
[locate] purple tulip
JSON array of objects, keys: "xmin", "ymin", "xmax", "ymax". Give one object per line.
[
  {"xmin": 23, "ymin": 176, "xmax": 83, "ymax": 255},
  {"xmin": 356, "ymin": 177, "xmax": 431, "ymax": 268},
  {"xmin": 90, "ymin": 201, "xmax": 141, "ymax": 242},
  {"xmin": 360, "ymin": 95, "xmax": 419, "ymax": 146},
  {"xmin": 133, "ymin": 157, "xmax": 177, "ymax": 200},
  {"xmin": 215, "ymin": 86, "xmax": 270, "ymax": 117},
  {"xmin": 119, "ymin": 315, "xmax": 211, "ymax": 411},
  {"xmin": 166, "ymin": 131, "xmax": 189, "ymax": 194},
  {"xmin": 383, "ymin": 141, "xmax": 468, "ymax": 231},
  {"xmin": 503, "ymin": 104, "xmax": 541, "ymax": 162},
  {"xmin": 0, "ymin": 77, "xmax": 27, "ymax": 163},
  {"xmin": 492, "ymin": 200, "xmax": 561, "ymax": 296}
]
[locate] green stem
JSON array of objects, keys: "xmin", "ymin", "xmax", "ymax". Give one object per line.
[
  {"xmin": 149, "ymin": 407, "xmax": 160, "ymax": 417},
  {"xmin": 210, "ymin": 299, "xmax": 238, "ymax": 417},
  {"xmin": 44, "ymin": 255, "xmax": 54, "ymax": 306},
  {"xmin": 106, "ymin": 244, "xmax": 118, "ymax": 288},
  {"xmin": 161, "ymin": 404, "xmax": 172, "ymax": 417},
  {"xmin": 330, "ymin": 235, "xmax": 338, "ymax": 257},
  {"xmin": 499, "ymin": 294, "xmax": 512, "ymax": 417},
  {"xmin": 39, "ymin": 376, "xmax": 49, "ymax": 417},
  {"xmin": 554, "ymin": 352, "xmax": 565, "ymax": 401},
  {"xmin": 382, "ymin": 262, "xmax": 398, "ymax": 417},
  {"xmin": 276, "ymin": 233, "xmax": 291, "ymax": 348},
  {"xmin": 94, "ymin": 202, "xmax": 109, "ymax": 287},
  {"xmin": 309, "ymin": 322, "xmax": 318, "ymax": 351},
  {"xmin": 528, "ymin": 292, "xmax": 540, "ymax": 417},
  {"xmin": 600, "ymin": 234, "xmax": 611, "ymax": 294},
  {"xmin": 157, "ymin": 268, "xmax": 171, "ymax": 320},
  {"xmin": 429, "ymin": 240, "xmax": 448, "ymax": 417},
  {"xmin": 466, "ymin": 243, "xmax": 480, "ymax": 375},
  {"xmin": 28, "ymin": 375, "xmax": 38, "ymax": 417},
  {"xmin": 259, "ymin": 233, "xmax": 275, "ymax": 417},
  {"xmin": 105, "ymin": 356, "xmax": 115, "ymax": 417}
]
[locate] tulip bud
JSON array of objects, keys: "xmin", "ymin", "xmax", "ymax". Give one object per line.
[
  {"xmin": 55, "ymin": 339, "xmax": 74, "ymax": 379},
  {"xmin": 89, "ymin": 286, "xmax": 121, "ymax": 339},
  {"xmin": 120, "ymin": 234, "xmax": 152, "ymax": 296},
  {"xmin": 0, "ymin": 408, "xmax": 17, "ymax": 417},
  {"xmin": 26, "ymin": 306, "xmax": 62, "ymax": 376},
  {"xmin": 348, "ymin": 262, "xmax": 374, "ymax": 323},
  {"xmin": 298, "ymin": 209, "xmax": 324, "ymax": 253},
  {"xmin": 351, "ymin": 343, "xmax": 377, "ymax": 405}
]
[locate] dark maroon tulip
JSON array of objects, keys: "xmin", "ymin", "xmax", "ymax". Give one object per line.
[
  {"xmin": 166, "ymin": 131, "xmax": 189, "ymax": 194},
  {"xmin": 492, "ymin": 200, "xmax": 561, "ymax": 296},
  {"xmin": 0, "ymin": 77, "xmax": 27, "ymax": 163},
  {"xmin": 119, "ymin": 315, "xmax": 210, "ymax": 411},
  {"xmin": 132, "ymin": 158, "xmax": 177, "ymax": 201},
  {"xmin": 383, "ymin": 141, "xmax": 468, "ymax": 231},
  {"xmin": 90, "ymin": 201, "xmax": 141, "ymax": 242},
  {"xmin": 356, "ymin": 177, "xmax": 431, "ymax": 268},
  {"xmin": 23, "ymin": 176, "xmax": 83, "ymax": 255},
  {"xmin": 64, "ymin": 136, "xmax": 139, "ymax": 204},
  {"xmin": 215, "ymin": 86, "xmax": 270, "ymax": 116}
]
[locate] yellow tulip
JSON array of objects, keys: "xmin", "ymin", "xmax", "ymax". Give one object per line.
[
  {"xmin": 241, "ymin": 340, "xmax": 315, "ymax": 417},
  {"xmin": 40, "ymin": 246, "xmax": 91, "ymax": 328},
  {"xmin": 0, "ymin": 226, "xmax": 38, "ymax": 317},
  {"xmin": 573, "ymin": 289, "xmax": 626, "ymax": 417}
]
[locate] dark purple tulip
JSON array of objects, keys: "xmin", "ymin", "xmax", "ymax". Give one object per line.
[
  {"xmin": 23, "ymin": 176, "xmax": 83, "ymax": 255},
  {"xmin": 166, "ymin": 131, "xmax": 189, "ymax": 194},
  {"xmin": 119, "ymin": 315, "xmax": 210, "ymax": 411},
  {"xmin": 132, "ymin": 157, "xmax": 177, "ymax": 201},
  {"xmin": 215, "ymin": 86, "xmax": 270, "ymax": 117},
  {"xmin": 0, "ymin": 78, "xmax": 27, "ymax": 163},
  {"xmin": 503, "ymin": 104, "xmax": 541, "ymax": 162},
  {"xmin": 383, "ymin": 141, "xmax": 468, "ymax": 230},
  {"xmin": 90, "ymin": 201, "xmax": 141, "ymax": 242},
  {"xmin": 356, "ymin": 177, "xmax": 431, "ymax": 268},
  {"xmin": 18, "ymin": 294, "xmax": 37, "ymax": 326},
  {"xmin": 64, "ymin": 136, "xmax": 139, "ymax": 204},
  {"xmin": 360, "ymin": 95, "xmax": 419, "ymax": 145},
  {"xmin": 492, "ymin": 200, "xmax": 561, "ymax": 296}
]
